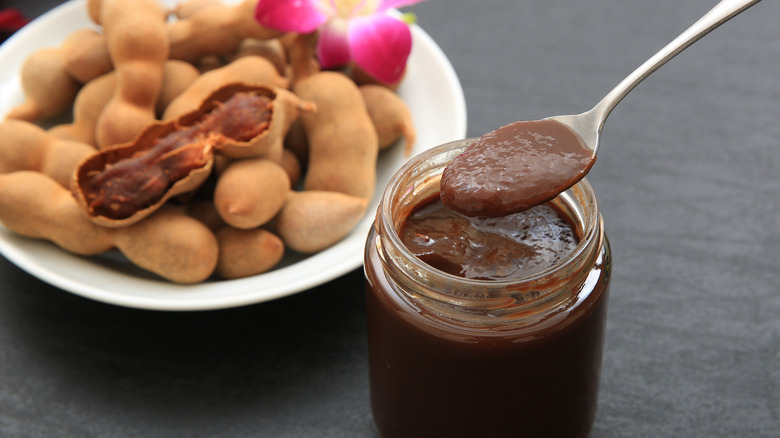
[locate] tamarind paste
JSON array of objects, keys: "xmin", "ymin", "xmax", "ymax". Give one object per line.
[
  {"xmin": 399, "ymin": 196, "xmax": 579, "ymax": 281},
  {"xmin": 440, "ymin": 119, "xmax": 594, "ymax": 217},
  {"xmin": 365, "ymin": 139, "xmax": 610, "ymax": 438}
]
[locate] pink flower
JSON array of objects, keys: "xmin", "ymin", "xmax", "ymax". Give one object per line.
[{"xmin": 254, "ymin": 0, "xmax": 425, "ymax": 84}]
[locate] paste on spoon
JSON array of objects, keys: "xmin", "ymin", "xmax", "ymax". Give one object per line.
[{"xmin": 440, "ymin": 119, "xmax": 594, "ymax": 217}]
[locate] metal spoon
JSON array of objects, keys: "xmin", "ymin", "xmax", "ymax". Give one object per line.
[{"xmin": 440, "ymin": 0, "xmax": 762, "ymax": 217}]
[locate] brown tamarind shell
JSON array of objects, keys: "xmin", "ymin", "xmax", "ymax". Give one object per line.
[
  {"xmin": 71, "ymin": 82, "xmax": 310, "ymax": 228},
  {"xmin": 207, "ymin": 82, "xmax": 315, "ymax": 160},
  {"xmin": 71, "ymin": 121, "xmax": 215, "ymax": 228}
]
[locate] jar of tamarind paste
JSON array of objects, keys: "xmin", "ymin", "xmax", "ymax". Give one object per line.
[{"xmin": 364, "ymin": 139, "xmax": 612, "ymax": 438}]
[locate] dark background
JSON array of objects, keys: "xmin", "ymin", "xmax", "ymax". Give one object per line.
[{"xmin": 1, "ymin": 0, "xmax": 778, "ymax": 436}]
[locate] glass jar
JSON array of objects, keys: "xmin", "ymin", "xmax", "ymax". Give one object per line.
[{"xmin": 364, "ymin": 138, "xmax": 612, "ymax": 438}]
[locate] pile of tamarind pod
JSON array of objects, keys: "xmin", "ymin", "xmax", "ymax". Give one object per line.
[{"xmin": 0, "ymin": 0, "xmax": 417, "ymax": 284}]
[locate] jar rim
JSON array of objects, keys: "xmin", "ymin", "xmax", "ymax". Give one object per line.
[{"xmin": 378, "ymin": 138, "xmax": 602, "ymax": 297}]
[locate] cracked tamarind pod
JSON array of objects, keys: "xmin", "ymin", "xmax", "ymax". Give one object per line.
[
  {"xmin": 204, "ymin": 83, "xmax": 315, "ymax": 161},
  {"xmin": 72, "ymin": 120, "xmax": 217, "ymax": 228},
  {"xmin": 72, "ymin": 83, "xmax": 301, "ymax": 228}
]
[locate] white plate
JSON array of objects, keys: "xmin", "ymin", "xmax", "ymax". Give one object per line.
[{"xmin": 0, "ymin": 0, "xmax": 467, "ymax": 310}]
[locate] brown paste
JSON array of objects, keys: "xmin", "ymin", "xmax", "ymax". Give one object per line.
[
  {"xmin": 399, "ymin": 194, "xmax": 579, "ymax": 281},
  {"xmin": 440, "ymin": 119, "xmax": 593, "ymax": 217}
]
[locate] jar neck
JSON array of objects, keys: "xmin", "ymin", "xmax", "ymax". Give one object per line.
[{"xmin": 374, "ymin": 139, "xmax": 605, "ymax": 325}]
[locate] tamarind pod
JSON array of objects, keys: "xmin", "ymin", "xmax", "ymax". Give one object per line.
[
  {"xmin": 167, "ymin": 0, "xmax": 283, "ymax": 64},
  {"xmin": 272, "ymin": 190, "xmax": 369, "ymax": 254},
  {"xmin": 114, "ymin": 207, "xmax": 218, "ymax": 284},
  {"xmin": 288, "ymin": 34, "xmax": 378, "ymax": 199},
  {"xmin": 48, "ymin": 72, "xmax": 116, "ymax": 146},
  {"xmin": 229, "ymin": 38, "xmax": 288, "ymax": 77},
  {"xmin": 215, "ymin": 227, "xmax": 285, "ymax": 279},
  {"xmin": 61, "ymin": 29, "xmax": 113, "ymax": 84},
  {"xmin": 162, "ymin": 56, "xmax": 289, "ymax": 121},
  {"xmin": 94, "ymin": 0, "xmax": 169, "ymax": 148},
  {"xmin": 49, "ymin": 61, "xmax": 200, "ymax": 146},
  {"xmin": 0, "ymin": 120, "xmax": 96, "ymax": 188},
  {"xmin": 214, "ymin": 158, "xmax": 290, "ymax": 230},
  {"xmin": 5, "ymin": 47, "xmax": 81, "ymax": 122},
  {"xmin": 0, "ymin": 120, "xmax": 45, "ymax": 176},
  {"xmin": 0, "ymin": 171, "xmax": 115, "ymax": 255},
  {"xmin": 359, "ymin": 84, "xmax": 416, "ymax": 156},
  {"xmin": 295, "ymin": 71, "xmax": 378, "ymax": 199},
  {"xmin": 279, "ymin": 148, "xmax": 302, "ymax": 187}
]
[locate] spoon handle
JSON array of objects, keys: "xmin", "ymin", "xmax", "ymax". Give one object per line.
[{"xmin": 591, "ymin": 0, "xmax": 761, "ymax": 133}]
